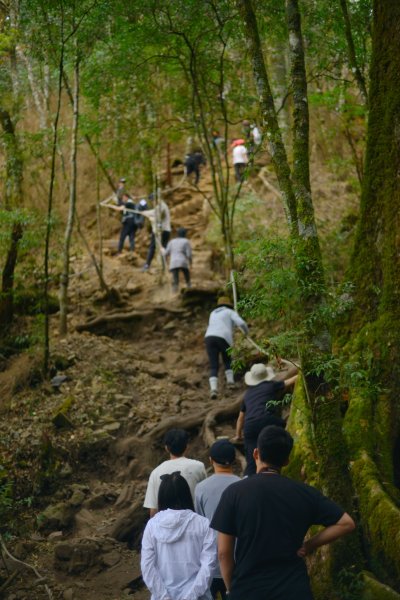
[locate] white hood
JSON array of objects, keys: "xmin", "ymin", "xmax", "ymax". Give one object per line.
[{"xmin": 152, "ymin": 509, "xmax": 198, "ymax": 543}]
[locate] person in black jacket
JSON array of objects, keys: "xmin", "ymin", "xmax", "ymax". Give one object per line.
[
  {"xmin": 184, "ymin": 151, "xmax": 206, "ymax": 185},
  {"xmin": 232, "ymin": 362, "xmax": 297, "ymax": 476},
  {"xmin": 117, "ymin": 194, "xmax": 137, "ymax": 253}
]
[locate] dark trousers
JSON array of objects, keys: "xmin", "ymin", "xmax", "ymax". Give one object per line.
[
  {"xmin": 171, "ymin": 268, "xmax": 190, "ymax": 289},
  {"xmin": 146, "ymin": 230, "xmax": 170, "ymax": 266},
  {"xmin": 186, "ymin": 163, "xmax": 200, "ymax": 184},
  {"xmin": 118, "ymin": 221, "xmax": 137, "ymax": 252},
  {"xmin": 205, "ymin": 336, "xmax": 231, "ymax": 377},
  {"xmin": 234, "ymin": 162, "xmax": 246, "ymax": 182},
  {"xmin": 211, "ymin": 578, "xmax": 227, "ymax": 600}
]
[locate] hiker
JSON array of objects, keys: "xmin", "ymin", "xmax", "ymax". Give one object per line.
[
  {"xmin": 143, "ymin": 428, "xmax": 206, "ymax": 517},
  {"xmin": 163, "ymin": 227, "xmax": 192, "ymax": 292},
  {"xmin": 195, "ymin": 440, "xmax": 241, "ymax": 600},
  {"xmin": 204, "ymin": 297, "xmax": 249, "ymax": 399},
  {"xmin": 135, "ymin": 198, "xmax": 148, "ymax": 229},
  {"xmin": 116, "ymin": 194, "xmax": 137, "ymax": 253},
  {"xmin": 232, "ymin": 140, "xmax": 248, "ymax": 182},
  {"xmin": 232, "ymin": 362, "xmax": 298, "ymax": 476},
  {"xmin": 141, "ymin": 472, "xmax": 217, "ymax": 600},
  {"xmin": 212, "ymin": 131, "xmax": 225, "ymax": 156},
  {"xmin": 142, "ymin": 198, "xmax": 171, "ymax": 271},
  {"xmin": 184, "ymin": 150, "xmax": 206, "ymax": 185},
  {"xmin": 116, "ymin": 177, "xmax": 127, "ymax": 205},
  {"xmin": 251, "ymin": 124, "xmax": 262, "ymax": 147},
  {"xmin": 211, "ymin": 425, "xmax": 355, "ymax": 600},
  {"xmin": 242, "ymin": 119, "xmax": 252, "ymax": 143}
]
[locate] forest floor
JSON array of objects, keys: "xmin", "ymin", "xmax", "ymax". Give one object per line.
[{"xmin": 0, "ymin": 161, "xmax": 358, "ymax": 600}]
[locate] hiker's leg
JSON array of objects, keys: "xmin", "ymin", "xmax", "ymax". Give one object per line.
[
  {"xmin": 118, "ymin": 223, "xmax": 128, "ymax": 252},
  {"xmin": 182, "ymin": 268, "xmax": 191, "ymax": 286},
  {"xmin": 205, "ymin": 336, "xmax": 220, "ymax": 377},
  {"xmin": 244, "ymin": 437, "xmax": 257, "ymax": 476},
  {"xmin": 128, "ymin": 224, "xmax": 137, "ymax": 251},
  {"xmin": 161, "ymin": 230, "xmax": 170, "ymax": 248},
  {"xmin": 146, "ymin": 232, "xmax": 156, "ymax": 266},
  {"xmin": 171, "ymin": 268, "xmax": 179, "ymax": 292}
]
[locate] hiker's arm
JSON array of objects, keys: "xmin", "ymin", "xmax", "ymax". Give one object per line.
[
  {"xmin": 233, "ymin": 411, "xmax": 245, "ymax": 441},
  {"xmin": 298, "ymin": 513, "xmax": 355, "ymax": 557},
  {"xmin": 218, "ymin": 532, "xmax": 235, "ymax": 593},
  {"xmin": 279, "ymin": 358, "xmax": 299, "ymax": 379},
  {"xmin": 284, "ymin": 374, "xmax": 298, "ymax": 389}
]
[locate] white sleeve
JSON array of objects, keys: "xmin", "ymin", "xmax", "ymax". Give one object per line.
[
  {"xmin": 164, "ymin": 242, "xmax": 171, "ymax": 257},
  {"xmin": 141, "ymin": 525, "xmax": 171, "ymax": 600},
  {"xmin": 185, "ymin": 525, "xmax": 217, "ymax": 600},
  {"xmin": 143, "ymin": 470, "xmax": 158, "ymax": 509},
  {"xmin": 230, "ymin": 310, "xmax": 249, "ymax": 335}
]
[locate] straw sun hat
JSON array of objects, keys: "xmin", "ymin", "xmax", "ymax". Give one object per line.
[{"xmin": 244, "ymin": 363, "xmax": 276, "ymax": 386}]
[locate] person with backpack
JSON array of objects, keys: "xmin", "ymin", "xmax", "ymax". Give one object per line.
[
  {"xmin": 117, "ymin": 193, "xmax": 137, "ymax": 253},
  {"xmin": 135, "ymin": 198, "xmax": 148, "ymax": 229},
  {"xmin": 163, "ymin": 227, "xmax": 193, "ymax": 292},
  {"xmin": 204, "ymin": 297, "xmax": 249, "ymax": 399},
  {"xmin": 184, "ymin": 150, "xmax": 206, "ymax": 185}
]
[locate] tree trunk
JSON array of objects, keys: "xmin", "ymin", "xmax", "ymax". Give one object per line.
[
  {"xmin": 43, "ymin": 19, "xmax": 65, "ymax": 375},
  {"xmin": 341, "ymin": 0, "xmax": 400, "ymax": 588},
  {"xmin": 238, "ymin": 1, "xmax": 363, "ymax": 595},
  {"xmin": 236, "ymin": 0, "xmax": 298, "ymax": 236},
  {"xmin": 0, "ymin": 108, "xmax": 23, "ymax": 209},
  {"xmin": 0, "ymin": 107, "xmax": 23, "ymax": 330},
  {"xmin": 59, "ymin": 45, "xmax": 80, "ymax": 336},
  {"xmin": 0, "ymin": 222, "xmax": 23, "ymax": 328},
  {"xmin": 339, "ymin": 0, "xmax": 369, "ymax": 105}
]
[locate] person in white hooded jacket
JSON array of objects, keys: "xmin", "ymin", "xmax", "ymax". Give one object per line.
[{"xmin": 141, "ymin": 472, "xmax": 217, "ymax": 600}]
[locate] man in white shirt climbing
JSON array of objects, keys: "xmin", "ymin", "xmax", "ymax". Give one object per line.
[{"xmin": 143, "ymin": 428, "xmax": 206, "ymax": 517}]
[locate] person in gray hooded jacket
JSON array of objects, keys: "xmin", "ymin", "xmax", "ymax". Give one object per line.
[
  {"xmin": 204, "ymin": 297, "xmax": 249, "ymax": 398},
  {"xmin": 164, "ymin": 227, "xmax": 193, "ymax": 292}
]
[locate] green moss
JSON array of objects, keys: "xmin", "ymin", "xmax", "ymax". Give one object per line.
[
  {"xmin": 285, "ymin": 379, "xmax": 318, "ymax": 485},
  {"xmin": 349, "ymin": 452, "xmax": 400, "ymax": 586},
  {"xmin": 362, "ymin": 571, "xmax": 400, "ymax": 599}
]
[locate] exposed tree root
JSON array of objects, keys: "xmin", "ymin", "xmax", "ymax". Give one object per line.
[
  {"xmin": 110, "ymin": 398, "xmax": 242, "ymax": 545},
  {"xmin": 76, "ymin": 306, "xmax": 186, "ymax": 334}
]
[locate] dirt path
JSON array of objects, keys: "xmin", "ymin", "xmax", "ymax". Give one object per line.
[{"xmin": 0, "ymin": 171, "xmax": 254, "ymax": 600}]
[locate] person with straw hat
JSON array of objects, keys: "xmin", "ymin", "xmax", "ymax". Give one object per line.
[
  {"xmin": 233, "ymin": 363, "xmax": 298, "ymax": 476},
  {"xmin": 204, "ymin": 297, "xmax": 249, "ymax": 399}
]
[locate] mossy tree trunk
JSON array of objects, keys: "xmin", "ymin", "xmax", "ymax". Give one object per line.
[
  {"xmin": 341, "ymin": 0, "xmax": 400, "ymax": 589},
  {"xmin": 237, "ymin": 1, "xmax": 363, "ymax": 595},
  {"xmin": 0, "ymin": 107, "xmax": 24, "ymax": 330}
]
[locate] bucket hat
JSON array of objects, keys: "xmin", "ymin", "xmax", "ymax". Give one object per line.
[{"xmin": 244, "ymin": 363, "xmax": 276, "ymax": 386}]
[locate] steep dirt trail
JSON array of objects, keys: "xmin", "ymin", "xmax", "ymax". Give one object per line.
[{"xmin": 0, "ymin": 170, "xmax": 254, "ymax": 600}]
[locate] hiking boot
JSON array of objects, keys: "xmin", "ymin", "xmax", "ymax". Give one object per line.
[
  {"xmin": 209, "ymin": 376, "xmax": 218, "ymax": 400},
  {"xmin": 141, "ymin": 263, "xmax": 149, "ymax": 272},
  {"xmin": 225, "ymin": 369, "xmax": 235, "ymax": 388}
]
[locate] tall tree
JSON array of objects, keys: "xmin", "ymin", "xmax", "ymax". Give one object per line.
[
  {"xmin": 59, "ymin": 39, "xmax": 80, "ymax": 335},
  {"xmin": 0, "ymin": 1, "xmax": 24, "ymax": 330},
  {"xmin": 236, "ymin": 0, "xmax": 363, "ymax": 595},
  {"xmin": 342, "ymin": 0, "xmax": 400, "ymax": 589}
]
